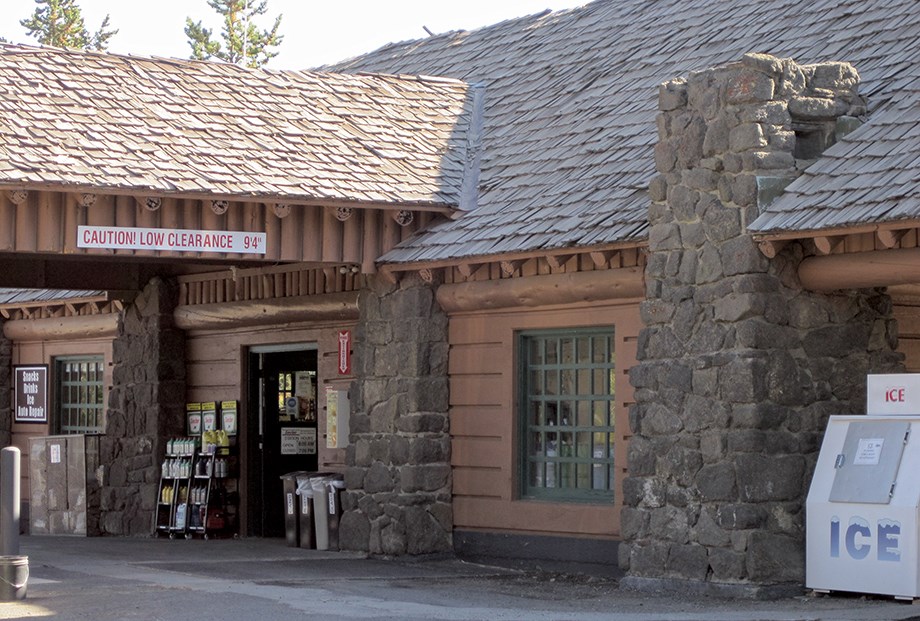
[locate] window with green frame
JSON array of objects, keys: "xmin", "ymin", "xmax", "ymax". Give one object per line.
[
  {"xmin": 519, "ymin": 328, "xmax": 616, "ymax": 502},
  {"xmin": 55, "ymin": 356, "xmax": 106, "ymax": 435}
]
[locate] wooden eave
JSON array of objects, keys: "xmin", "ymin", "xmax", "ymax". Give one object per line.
[
  {"xmin": 0, "ymin": 183, "xmax": 458, "ymax": 216},
  {"xmin": 753, "ymin": 220, "xmax": 920, "ymax": 291},
  {"xmin": 0, "ymin": 293, "xmax": 121, "ymax": 320},
  {"xmin": 0, "ymin": 187, "xmax": 445, "ymax": 280},
  {"xmin": 377, "ymin": 240, "xmax": 648, "ymax": 285}
]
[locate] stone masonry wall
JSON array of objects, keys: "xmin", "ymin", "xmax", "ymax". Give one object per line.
[
  {"xmin": 339, "ymin": 272, "xmax": 452, "ymax": 555},
  {"xmin": 0, "ymin": 323, "xmax": 10, "ymax": 448},
  {"xmin": 622, "ymin": 54, "xmax": 903, "ymax": 588},
  {"xmin": 100, "ymin": 277, "xmax": 186, "ymax": 536}
]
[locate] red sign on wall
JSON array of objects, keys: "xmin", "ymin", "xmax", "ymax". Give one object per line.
[{"xmin": 338, "ymin": 330, "xmax": 352, "ymax": 375}]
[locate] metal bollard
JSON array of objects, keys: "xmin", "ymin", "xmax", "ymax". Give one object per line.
[{"xmin": 1, "ymin": 447, "xmax": 20, "ymax": 556}]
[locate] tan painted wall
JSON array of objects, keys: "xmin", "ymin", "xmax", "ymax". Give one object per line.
[
  {"xmin": 184, "ymin": 320, "xmax": 356, "ymax": 533},
  {"xmin": 8, "ymin": 336, "xmax": 115, "ymax": 505},
  {"xmin": 447, "ymin": 299, "xmax": 641, "ymax": 539}
]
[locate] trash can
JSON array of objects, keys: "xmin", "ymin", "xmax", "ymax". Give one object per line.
[
  {"xmin": 295, "ymin": 474, "xmax": 316, "ymax": 550},
  {"xmin": 280, "ymin": 471, "xmax": 307, "ymax": 547},
  {"xmin": 327, "ymin": 478, "xmax": 346, "ymax": 551},
  {"xmin": 311, "ymin": 474, "xmax": 344, "ymax": 551}
]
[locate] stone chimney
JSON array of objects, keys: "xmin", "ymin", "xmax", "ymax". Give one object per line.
[{"xmin": 622, "ymin": 54, "xmax": 901, "ymax": 595}]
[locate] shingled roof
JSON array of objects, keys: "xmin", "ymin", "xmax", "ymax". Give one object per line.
[
  {"xmin": 750, "ymin": 64, "xmax": 920, "ymax": 233},
  {"xmin": 329, "ymin": 0, "xmax": 920, "ymax": 264},
  {"xmin": 0, "ymin": 44, "xmax": 477, "ymax": 210}
]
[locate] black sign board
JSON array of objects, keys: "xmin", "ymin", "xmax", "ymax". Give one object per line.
[{"xmin": 14, "ymin": 365, "xmax": 48, "ymax": 423}]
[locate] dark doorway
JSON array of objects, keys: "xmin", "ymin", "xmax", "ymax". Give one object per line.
[{"xmin": 246, "ymin": 346, "xmax": 318, "ymax": 537}]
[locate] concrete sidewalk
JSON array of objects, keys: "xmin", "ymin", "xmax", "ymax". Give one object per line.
[{"xmin": 2, "ymin": 535, "xmax": 919, "ymax": 621}]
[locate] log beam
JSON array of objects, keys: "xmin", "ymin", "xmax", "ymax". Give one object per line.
[
  {"xmin": 436, "ymin": 267, "xmax": 644, "ymax": 312},
  {"xmin": 173, "ymin": 290, "xmax": 359, "ymax": 330},
  {"xmin": 3, "ymin": 313, "xmax": 119, "ymax": 341},
  {"xmin": 799, "ymin": 247, "xmax": 920, "ymax": 291}
]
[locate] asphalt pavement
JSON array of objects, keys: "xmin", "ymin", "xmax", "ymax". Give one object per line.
[{"xmin": 1, "ymin": 535, "xmax": 919, "ymax": 621}]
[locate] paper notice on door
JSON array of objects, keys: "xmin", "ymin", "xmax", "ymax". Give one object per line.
[
  {"xmin": 280, "ymin": 427, "xmax": 317, "ymax": 455},
  {"xmin": 854, "ymin": 438, "xmax": 884, "ymax": 465}
]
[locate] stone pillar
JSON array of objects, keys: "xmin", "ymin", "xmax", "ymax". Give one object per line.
[
  {"xmin": 623, "ymin": 54, "xmax": 903, "ymax": 591},
  {"xmin": 100, "ymin": 277, "xmax": 186, "ymax": 536},
  {"xmin": 339, "ymin": 272, "xmax": 452, "ymax": 555},
  {"xmin": 0, "ymin": 325, "xmax": 11, "ymax": 448}
]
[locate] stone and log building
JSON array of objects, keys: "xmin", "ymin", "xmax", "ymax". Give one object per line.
[{"xmin": 1, "ymin": 0, "xmax": 920, "ymax": 596}]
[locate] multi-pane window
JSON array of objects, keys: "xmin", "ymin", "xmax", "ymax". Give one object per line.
[
  {"xmin": 520, "ymin": 329, "xmax": 616, "ymax": 501},
  {"xmin": 55, "ymin": 356, "xmax": 105, "ymax": 434}
]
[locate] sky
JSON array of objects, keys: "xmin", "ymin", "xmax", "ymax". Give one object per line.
[{"xmin": 1, "ymin": 0, "xmax": 588, "ymax": 69}]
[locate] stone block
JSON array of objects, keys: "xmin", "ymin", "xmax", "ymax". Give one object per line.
[
  {"xmin": 654, "ymin": 140, "xmax": 678, "ymax": 173},
  {"xmin": 677, "ymin": 115, "xmax": 707, "ymax": 168},
  {"xmin": 659, "ymin": 79, "xmax": 688, "ymax": 111},
  {"xmin": 756, "ymin": 175, "xmax": 794, "ymax": 208},
  {"xmin": 406, "ymin": 505, "xmax": 451, "ymax": 554},
  {"xmin": 729, "ymin": 123, "xmax": 767, "ymax": 152},
  {"xmin": 376, "ymin": 517, "xmax": 405, "ymax": 555},
  {"xmin": 364, "ymin": 462, "xmax": 394, "ymax": 494},
  {"xmin": 669, "ymin": 184, "xmax": 700, "ymax": 221},
  {"xmin": 649, "ymin": 174, "xmax": 669, "ymax": 202},
  {"xmin": 396, "ymin": 412, "xmax": 448, "ymax": 434},
  {"xmin": 620, "ymin": 507, "xmax": 649, "ymax": 539},
  {"xmin": 803, "ymin": 323, "xmax": 870, "ymax": 358},
  {"xmin": 736, "ymin": 454, "xmax": 805, "ymax": 502},
  {"xmin": 708, "ymin": 547, "xmax": 746, "ymax": 581},
  {"xmin": 726, "ymin": 68, "xmax": 775, "ymax": 104},
  {"xmin": 741, "ymin": 53, "xmax": 784, "ymax": 76},
  {"xmin": 683, "ymin": 168, "xmax": 719, "ymax": 192},
  {"xmin": 625, "ymin": 436, "xmax": 658, "ymax": 477},
  {"xmin": 721, "ymin": 235, "xmax": 768, "ymax": 276},
  {"xmin": 716, "ymin": 503, "xmax": 767, "ymax": 530},
  {"xmin": 788, "ymin": 95, "xmax": 840, "ymax": 120},
  {"xmin": 407, "ymin": 377, "xmax": 449, "ymax": 412},
  {"xmin": 810, "ymin": 61, "xmax": 859, "ymax": 91},
  {"xmin": 743, "ymin": 151, "xmax": 795, "ymax": 171},
  {"xmin": 746, "ymin": 532, "xmax": 803, "ymax": 582},
  {"xmin": 400, "ymin": 464, "xmax": 450, "ymax": 493},
  {"xmin": 695, "ymin": 508, "xmax": 731, "ymax": 547},
  {"xmin": 408, "ymin": 437, "xmax": 449, "ymax": 465},
  {"xmin": 702, "ymin": 202, "xmax": 741, "ymax": 243},
  {"xmin": 702, "ymin": 116, "xmax": 730, "ymax": 156},
  {"xmin": 629, "ymin": 542, "xmax": 669, "ymax": 576},
  {"xmin": 695, "ymin": 463, "xmax": 736, "ymax": 501},
  {"xmin": 649, "ymin": 506, "xmax": 690, "ymax": 543},
  {"xmin": 667, "ymin": 543, "xmax": 709, "ymax": 580},
  {"xmin": 642, "ymin": 403, "xmax": 683, "ymax": 436},
  {"xmin": 369, "ymin": 399, "xmax": 398, "ymax": 433}
]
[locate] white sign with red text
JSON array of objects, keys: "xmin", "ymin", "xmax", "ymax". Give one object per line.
[
  {"xmin": 867, "ymin": 374, "xmax": 920, "ymax": 415},
  {"xmin": 78, "ymin": 225, "xmax": 266, "ymax": 255}
]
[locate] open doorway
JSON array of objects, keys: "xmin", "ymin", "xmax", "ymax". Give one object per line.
[{"xmin": 246, "ymin": 345, "xmax": 318, "ymax": 537}]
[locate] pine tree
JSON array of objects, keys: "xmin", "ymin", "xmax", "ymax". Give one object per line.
[
  {"xmin": 185, "ymin": 0, "xmax": 283, "ymax": 68},
  {"xmin": 20, "ymin": 0, "xmax": 117, "ymax": 51}
]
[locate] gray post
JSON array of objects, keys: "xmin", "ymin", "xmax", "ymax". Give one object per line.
[{"xmin": 1, "ymin": 446, "xmax": 20, "ymax": 556}]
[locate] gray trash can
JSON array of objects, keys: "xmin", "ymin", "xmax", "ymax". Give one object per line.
[
  {"xmin": 327, "ymin": 478, "xmax": 346, "ymax": 551},
  {"xmin": 280, "ymin": 471, "xmax": 307, "ymax": 547},
  {"xmin": 311, "ymin": 474, "xmax": 345, "ymax": 551},
  {"xmin": 295, "ymin": 474, "xmax": 316, "ymax": 550}
]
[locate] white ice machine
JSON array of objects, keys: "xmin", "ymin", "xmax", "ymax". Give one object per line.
[{"xmin": 806, "ymin": 374, "xmax": 920, "ymax": 599}]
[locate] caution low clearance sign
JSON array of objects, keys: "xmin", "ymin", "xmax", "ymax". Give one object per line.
[{"xmin": 78, "ymin": 225, "xmax": 267, "ymax": 255}]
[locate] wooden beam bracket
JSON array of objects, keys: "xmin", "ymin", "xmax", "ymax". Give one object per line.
[
  {"xmin": 878, "ymin": 228, "xmax": 909, "ymax": 249},
  {"xmin": 757, "ymin": 239, "xmax": 788, "ymax": 258},
  {"xmin": 813, "ymin": 235, "xmax": 845, "ymax": 255}
]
